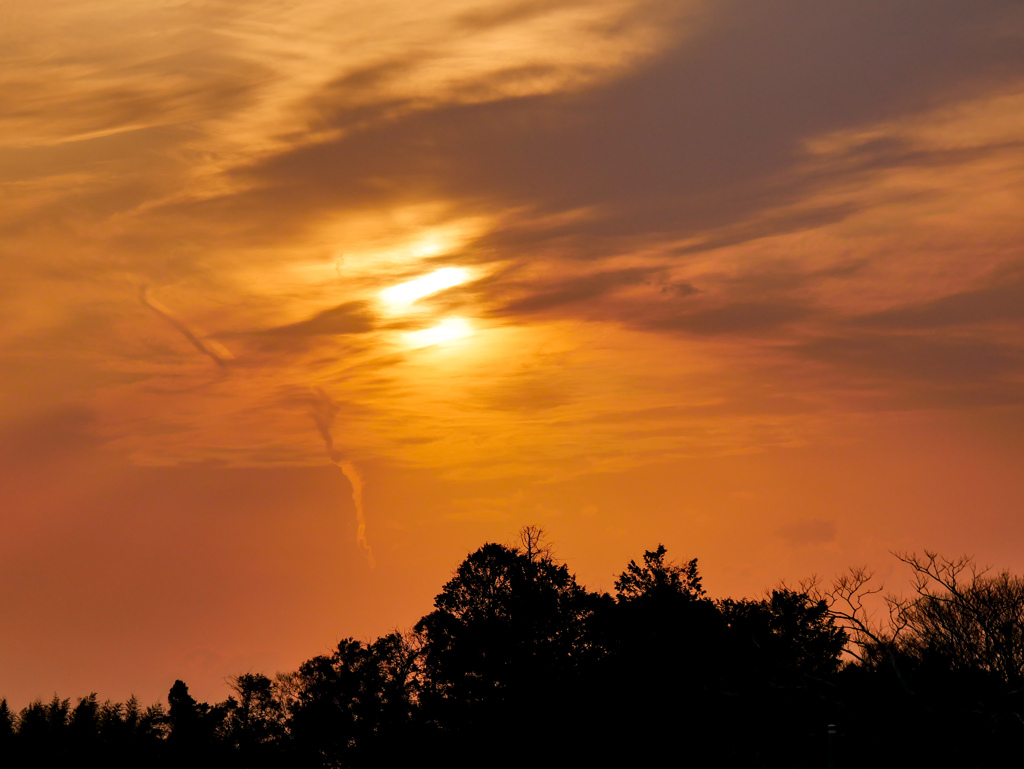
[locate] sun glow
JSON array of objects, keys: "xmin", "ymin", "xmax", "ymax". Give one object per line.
[
  {"xmin": 404, "ymin": 317, "xmax": 473, "ymax": 347},
  {"xmin": 380, "ymin": 267, "xmax": 469, "ymax": 310},
  {"xmin": 411, "ymin": 237, "xmax": 447, "ymax": 259}
]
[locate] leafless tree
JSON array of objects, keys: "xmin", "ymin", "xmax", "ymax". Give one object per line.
[
  {"xmin": 812, "ymin": 551, "xmax": 1024, "ymax": 686},
  {"xmin": 801, "ymin": 567, "xmax": 902, "ymax": 665},
  {"xmin": 516, "ymin": 525, "xmax": 554, "ymax": 563},
  {"xmin": 890, "ymin": 551, "xmax": 1024, "ymax": 686}
]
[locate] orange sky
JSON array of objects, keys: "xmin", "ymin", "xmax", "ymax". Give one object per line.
[{"xmin": 3, "ymin": 0, "xmax": 1024, "ymax": 706}]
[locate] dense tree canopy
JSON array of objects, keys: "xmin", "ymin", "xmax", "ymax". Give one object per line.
[
  {"xmin": 614, "ymin": 544, "xmax": 705, "ymax": 602},
  {"xmin": 4, "ymin": 535, "xmax": 1024, "ymax": 767},
  {"xmin": 415, "ymin": 541, "xmax": 597, "ymax": 697}
]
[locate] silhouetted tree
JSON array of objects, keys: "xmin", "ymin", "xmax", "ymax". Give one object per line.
[
  {"xmin": 887, "ymin": 552, "xmax": 1024, "ymax": 685},
  {"xmin": 0, "ymin": 699, "xmax": 14, "ymax": 753},
  {"xmin": 288, "ymin": 632, "xmax": 421, "ymax": 767},
  {"xmin": 18, "ymin": 534, "xmax": 1024, "ymax": 768},
  {"xmin": 592, "ymin": 546, "xmax": 725, "ymax": 760},
  {"xmin": 289, "ymin": 639, "xmax": 368, "ymax": 763},
  {"xmin": 812, "ymin": 553, "xmax": 1024, "ymax": 767},
  {"xmin": 719, "ymin": 588, "xmax": 847, "ymax": 679},
  {"xmin": 13, "ymin": 696, "xmax": 72, "ymax": 765},
  {"xmin": 614, "ymin": 544, "xmax": 705, "ymax": 602},
  {"xmin": 418, "ymin": 542, "xmax": 595, "ymax": 696},
  {"xmin": 167, "ymin": 679, "xmax": 231, "ymax": 766},
  {"xmin": 223, "ymin": 672, "xmax": 285, "ymax": 766},
  {"xmin": 361, "ymin": 632, "xmax": 421, "ymax": 736},
  {"xmin": 414, "ymin": 532, "xmax": 602, "ymax": 763},
  {"xmin": 67, "ymin": 693, "xmax": 102, "ymax": 757}
]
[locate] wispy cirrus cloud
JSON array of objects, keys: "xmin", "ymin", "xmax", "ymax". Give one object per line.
[{"xmin": 4, "ymin": 0, "xmax": 1024, "ymax": 477}]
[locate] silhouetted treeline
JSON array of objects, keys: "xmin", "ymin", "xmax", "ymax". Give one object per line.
[{"xmin": 5, "ymin": 530, "xmax": 1024, "ymax": 768}]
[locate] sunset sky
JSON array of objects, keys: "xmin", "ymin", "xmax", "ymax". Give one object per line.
[{"xmin": 3, "ymin": 0, "xmax": 1024, "ymax": 706}]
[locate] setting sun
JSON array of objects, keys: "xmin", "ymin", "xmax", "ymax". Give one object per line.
[
  {"xmin": 380, "ymin": 267, "xmax": 470, "ymax": 311},
  {"xmin": 403, "ymin": 317, "xmax": 473, "ymax": 347}
]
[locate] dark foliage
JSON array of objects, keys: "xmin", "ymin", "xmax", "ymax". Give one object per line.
[{"xmin": 4, "ymin": 535, "xmax": 1024, "ymax": 768}]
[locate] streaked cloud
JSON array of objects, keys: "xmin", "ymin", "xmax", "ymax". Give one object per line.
[
  {"xmin": 3, "ymin": 0, "xmax": 1022, "ymax": 477},
  {"xmin": 253, "ymin": 301, "xmax": 377, "ymax": 338}
]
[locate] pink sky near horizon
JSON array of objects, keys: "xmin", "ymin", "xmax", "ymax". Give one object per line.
[{"xmin": 2, "ymin": 0, "xmax": 1024, "ymax": 706}]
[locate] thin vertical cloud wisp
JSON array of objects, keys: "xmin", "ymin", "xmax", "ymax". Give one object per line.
[{"xmin": 310, "ymin": 387, "xmax": 376, "ymax": 568}]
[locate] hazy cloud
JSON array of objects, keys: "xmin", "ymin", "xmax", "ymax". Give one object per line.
[
  {"xmin": 498, "ymin": 267, "xmax": 661, "ymax": 315},
  {"xmin": 235, "ymin": 0, "xmax": 1024, "ymax": 249},
  {"xmin": 4, "ymin": 0, "xmax": 1024, "ymax": 471},
  {"xmin": 776, "ymin": 519, "xmax": 837, "ymax": 546},
  {"xmin": 796, "ymin": 333, "xmax": 1024, "ymax": 408},
  {"xmin": 254, "ymin": 301, "xmax": 376, "ymax": 338},
  {"xmin": 858, "ymin": 265, "xmax": 1024, "ymax": 330},
  {"xmin": 644, "ymin": 301, "xmax": 814, "ymax": 336},
  {"xmin": 0, "ymin": 404, "xmax": 99, "ymax": 465}
]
